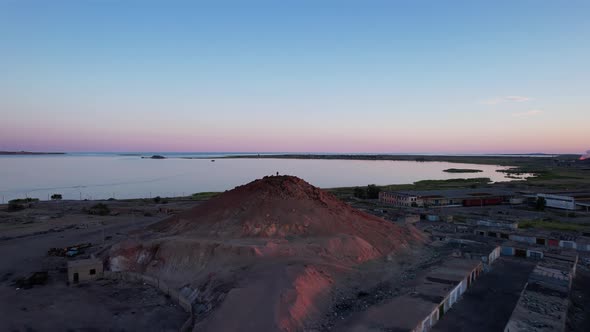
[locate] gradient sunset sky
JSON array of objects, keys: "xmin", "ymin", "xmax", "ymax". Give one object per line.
[{"xmin": 1, "ymin": 1, "xmax": 588, "ymax": 154}]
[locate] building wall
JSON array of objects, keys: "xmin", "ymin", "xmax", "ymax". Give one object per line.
[
  {"xmin": 538, "ymin": 194, "xmax": 577, "ymax": 210},
  {"xmin": 509, "ymin": 234, "xmax": 536, "ymax": 244},
  {"xmin": 509, "ymin": 197, "xmax": 525, "ymax": 204},
  {"xmin": 426, "ymin": 215, "xmax": 440, "ymax": 222},
  {"xmin": 423, "ymin": 198, "xmax": 451, "ymax": 206},
  {"xmin": 501, "ymin": 246, "xmax": 515, "ymax": 256},
  {"xmin": 527, "ymin": 250, "xmax": 544, "ymax": 259},
  {"xmin": 412, "ymin": 262, "xmax": 485, "ymax": 332},
  {"xmin": 379, "ymin": 192, "xmax": 422, "ymax": 207},
  {"xmin": 559, "ymin": 240, "xmax": 577, "ymax": 250},
  {"xmin": 68, "ymin": 262, "xmax": 103, "ymax": 283},
  {"xmin": 476, "ymin": 220, "xmax": 518, "ymax": 230},
  {"xmin": 463, "ymin": 197, "xmax": 503, "ymax": 207},
  {"xmin": 489, "ymin": 247, "xmax": 501, "ymax": 264},
  {"xmin": 399, "ymin": 214, "xmax": 421, "ymax": 223}
]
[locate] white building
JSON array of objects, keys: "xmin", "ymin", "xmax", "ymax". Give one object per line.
[{"xmin": 537, "ymin": 193, "xmax": 577, "ymax": 210}]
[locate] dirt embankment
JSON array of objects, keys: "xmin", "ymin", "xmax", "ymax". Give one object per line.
[{"xmin": 109, "ymin": 176, "xmax": 426, "ymax": 331}]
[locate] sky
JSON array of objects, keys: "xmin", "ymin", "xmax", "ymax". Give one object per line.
[{"xmin": 0, "ymin": 0, "xmax": 588, "ymax": 154}]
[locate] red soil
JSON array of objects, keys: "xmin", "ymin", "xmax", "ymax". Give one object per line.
[{"xmin": 109, "ymin": 176, "xmax": 424, "ymax": 331}]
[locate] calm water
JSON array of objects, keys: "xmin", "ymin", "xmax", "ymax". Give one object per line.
[{"xmin": 0, "ymin": 154, "xmax": 522, "ymax": 202}]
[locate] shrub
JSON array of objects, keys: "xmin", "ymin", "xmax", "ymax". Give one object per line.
[
  {"xmin": 7, "ymin": 202, "xmax": 25, "ymax": 212},
  {"xmin": 353, "ymin": 187, "xmax": 366, "ymax": 199},
  {"xmin": 366, "ymin": 184, "xmax": 381, "ymax": 199},
  {"xmin": 88, "ymin": 203, "xmax": 110, "ymax": 216},
  {"xmin": 153, "ymin": 196, "xmax": 161, "ymax": 203},
  {"xmin": 9, "ymin": 198, "xmax": 39, "ymax": 204},
  {"xmin": 535, "ymin": 197, "xmax": 546, "ymax": 211}
]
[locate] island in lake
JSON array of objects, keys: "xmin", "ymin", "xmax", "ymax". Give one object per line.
[
  {"xmin": 141, "ymin": 155, "xmax": 167, "ymax": 159},
  {"xmin": 443, "ymin": 168, "xmax": 483, "ymax": 173}
]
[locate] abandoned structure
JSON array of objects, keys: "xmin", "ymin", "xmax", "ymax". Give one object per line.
[
  {"xmin": 67, "ymin": 258, "xmax": 103, "ymax": 284},
  {"xmin": 379, "ymin": 189, "xmax": 515, "ymax": 208},
  {"xmin": 373, "ymin": 258, "xmax": 485, "ymax": 332},
  {"xmin": 536, "ymin": 192, "xmax": 590, "ymax": 211},
  {"xmin": 504, "ymin": 255, "xmax": 577, "ymax": 332},
  {"xmin": 474, "ymin": 226, "xmax": 590, "ymax": 253}
]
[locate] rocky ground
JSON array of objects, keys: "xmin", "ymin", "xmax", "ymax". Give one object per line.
[{"xmin": 567, "ymin": 265, "xmax": 590, "ymax": 332}]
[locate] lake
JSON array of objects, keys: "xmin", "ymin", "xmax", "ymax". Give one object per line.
[{"xmin": 0, "ymin": 154, "xmax": 522, "ymax": 202}]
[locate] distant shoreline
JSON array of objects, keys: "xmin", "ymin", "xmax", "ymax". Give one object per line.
[
  {"xmin": 0, "ymin": 151, "xmax": 65, "ymax": 155},
  {"xmin": 214, "ymin": 153, "xmax": 575, "ymax": 166}
]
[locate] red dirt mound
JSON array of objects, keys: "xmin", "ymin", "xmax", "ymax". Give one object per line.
[
  {"xmin": 109, "ymin": 176, "xmax": 425, "ymax": 331},
  {"xmin": 151, "ymin": 175, "xmax": 422, "ymax": 254}
]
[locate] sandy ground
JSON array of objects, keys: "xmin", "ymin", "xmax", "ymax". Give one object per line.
[
  {"xmin": 0, "ymin": 278, "xmax": 188, "ymax": 332},
  {"xmin": 0, "ymin": 199, "xmax": 196, "ymax": 331}
]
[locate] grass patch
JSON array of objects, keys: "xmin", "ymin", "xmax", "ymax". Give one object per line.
[
  {"xmin": 191, "ymin": 192, "xmax": 221, "ymax": 200},
  {"xmin": 411, "ymin": 177, "xmax": 490, "ymax": 188},
  {"xmin": 519, "ymin": 219, "xmax": 589, "ymax": 232},
  {"xmin": 328, "ymin": 177, "xmax": 491, "ymax": 199}
]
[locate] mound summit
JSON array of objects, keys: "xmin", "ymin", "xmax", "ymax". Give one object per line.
[{"xmin": 109, "ymin": 175, "xmax": 424, "ymax": 331}]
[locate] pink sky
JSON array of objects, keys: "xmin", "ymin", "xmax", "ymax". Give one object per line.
[{"xmin": 1, "ymin": 122, "xmax": 586, "ymax": 154}]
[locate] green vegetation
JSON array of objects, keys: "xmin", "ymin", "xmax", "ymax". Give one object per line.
[
  {"xmin": 366, "ymin": 184, "xmax": 381, "ymax": 198},
  {"xmin": 352, "ymin": 184, "xmax": 381, "ymax": 199},
  {"xmin": 443, "ymin": 168, "xmax": 483, "ymax": 173},
  {"xmin": 152, "ymin": 196, "xmax": 169, "ymax": 204},
  {"xmin": 519, "ymin": 219, "xmax": 589, "ymax": 232},
  {"xmin": 7, "ymin": 202, "xmax": 25, "ymax": 211},
  {"xmin": 353, "ymin": 187, "xmax": 366, "ymax": 199},
  {"xmin": 87, "ymin": 203, "xmax": 110, "ymax": 216},
  {"xmin": 329, "ymin": 178, "xmax": 491, "ymax": 199},
  {"xmin": 191, "ymin": 192, "xmax": 220, "ymax": 200},
  {"xmin": 410, "ymin": 177, "xmax": 490, "ymax": 188},
  {"xmin": 535, "ymin": 196, "xmax": 546, "ymax": 211},
  {"xmin": 6, "ymin": 197, "xmax": 39, "ymax": 211},
  {"xmin": 8, "ymin": 198, "xmax": 39, "ymax": 204},
  {"xmin": 50, "ymin": 194, "xmax": 62, "ymax": 200}
]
